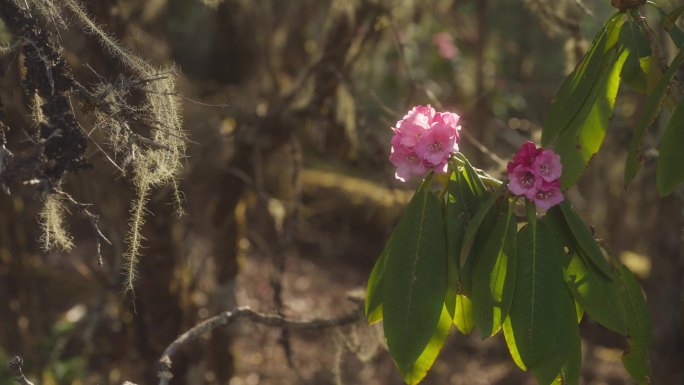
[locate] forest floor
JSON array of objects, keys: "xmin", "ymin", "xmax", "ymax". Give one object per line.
[{"xmin": 228, "ymin": 249, "xmax": 633, "ymax": 385}]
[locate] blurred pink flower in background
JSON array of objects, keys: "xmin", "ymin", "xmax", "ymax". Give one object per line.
[{"xmin": 432, "ymin": 32, "xmax": 458, "ymax": 60}]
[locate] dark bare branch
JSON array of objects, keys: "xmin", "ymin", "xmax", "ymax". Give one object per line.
[
  {"xmin": 54, "ymin": 189, "xmax": 111, "ymax": 265},
  {"xmin": 157, "ymin": 300, "xmax": 364, "ymax": 385}
]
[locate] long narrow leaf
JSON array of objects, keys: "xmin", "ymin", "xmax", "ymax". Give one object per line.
[
  {"xmin": 454, "ymin": 294, "xmax": 475, "ymax": 335},
  {"xmin": 459, "ymin": 186, "xmax": 503, "ymax": 296},
  {"xmin": 383, "ymin": 187, "xmax": 448, "ymax": 371},
  {"xmin": 472, "ymin": 203, "xmax": 517, "ymax": 337},
  {"xmin": 563, "ymin": 252, "xmax": 628, "ymax": 335},
  {"xmin": 555, "ymin": 45, "xmax": 629, "ymax": 188},
  {"xmin": 459, "ymin": 185, "xmax": 504, "ymax": 266},
  {"xmin": 625, "ymin": 49, "xmax": 684, "ymax": 187},
  {"xmin": 507, "ymin": 219, "xmax": 566, "ymax": 368},
  {"xmin": 461, "ymin": 157, "xmax": 487, "ymax": 200},
  {"xmin": 445, "ymin": 169, "xmax": 478, "ymax": 316},
  {"xmin": 559, "ymin": 201, "xmax": 613, "ymax": 278},
  {"xmin": 657, "ymin": 98, "xmax": 684, "ymax": 195},
  {"xmin": 532, "ymin": 287, "xmax": 581, "ymax": 385},
  {"xmin": 616, "ymin": 265, "xmax": 652, "ymax": 384},
  {"xmin": 503, "ymin": 315, "xmax": 526, "ymax": 371},
  {"xmin": 365, "ymin": 236, "xmax": 391, "ymax": 323},
  {"xmin": 620, "ymin": 20, "xmax": 652, "ymax": 93},
  {"xmin": 542, "ymin": 13, "xmax": 623, "ymax": 146},
  {"xmin": 545, "ymin": 205, "xmax": 575, "ymax": 248},
  {"xmin": 400, "ymin": 305, "xmax": 452, "ymax": 385}
]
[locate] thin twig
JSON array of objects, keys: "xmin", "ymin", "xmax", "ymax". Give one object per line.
[
  {"xmin": 72, "ymin": 80, "xmax": 177, "ymax": 151},
  {"xmin": 126, "ymin": 115, "xmax": 197, "ymax": 144},
  {"xmin": 157, "ymin": 301, "xmax": 364, "ymax": 385},
  {"xmin": 0, "ymin": 124, "xmax": 12, "ymax": 193},
  {"xmin": 131, "ymin": 132, "xmax": 172, "ymax": 151},
  {"xmin": 8, "ymin": 356, "xmax": 35, "ymax": 385},
  {"xmin": 83, "ymin": 130, "xmax": 126, "ymax": 174},
  {"xmin": 531, "ymin": 0, "xmax": 581, "ymax": 34},
  {"xmin": 67, "ymin": 93, "xmax": 128, "ymax": 174},
  {"xmin": 630, "ymin": 9, "xmax": 668, "ymax": 72},
  {"xmin": 151, "ymin": 91, "xmax": 231, "ymax": 108},
  {"xmin": 54, "ymin": 189, "xmax": 111, "ymax": 266},
  {"xmin": 383, "ymin": 0, "xmax": 418, "ymax": 109},
  {"xmin": 380, "ymin": 1, "xmax": 509, "ymax": 170},
  {"xmin": 574, "ymin": 0, "xmax": 594, "ymax": 16},
  {"xmin": 629, "ymin": 9, "xmax": 682, "ymax": 96},
  {"xmin": 461, "ymin": 130, "xmax": 508, "ymax": 170}
]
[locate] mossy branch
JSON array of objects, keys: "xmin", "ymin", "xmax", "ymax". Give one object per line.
[
  {"xmin": 48, "ymin": 0, "xmax": 187, "ymax": 290},
  {"xmin": 38, "ymin": 191, "xmax": 74, "ymax": 252}
]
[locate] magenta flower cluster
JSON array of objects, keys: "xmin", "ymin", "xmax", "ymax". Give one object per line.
[
  {"xmin": 507, "ymin": 141, "xmax": 564, "ymax": 210},
  {"xmin": 389, "ymin": 105, "xmax": 461, "ymax": 182}
]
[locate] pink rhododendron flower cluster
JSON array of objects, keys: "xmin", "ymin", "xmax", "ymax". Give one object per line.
[
  {"xmin": 507, "ymin": 141, "xmax": 564, "ymax": 210},
  {"xmin": 389, "ymin": 105, "xmax": 461, "ymax": 182}
]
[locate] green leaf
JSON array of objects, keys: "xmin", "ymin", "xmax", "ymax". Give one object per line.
[
  {"xmin": 459, "ymin": 187, "xmax": 502, "ymax": 296},
  {"xmin": 555, "ymin": 44, "xmax": 629, "ymax": 189},
  {"xmin": 366, "ymin": 235, "xmax": 392, "ymax": 324},
  {"xmin": 575, "ymin": 300, "xmax": 585, "ymax": 323},
  {"xmin": 454, "ymin": 294, "xmax": 475, "ymax": 335},
  {"xmin": 503, "ymin": 315, "xmax": 526, "ymax": 371},
  {"xmin": 445, "ymin": 169, "xmax": 479, "ymax": 317},
  {"xmin": 472, "ymin": 203, "xmax": 517, "ymax": 337},
  {"xmin": 506, "ymin": 219, "xmax": 565, "ymax": 368},
  {"xmin": 657, "ymin": 98, "xmax": 684, "ymax": 195},
  {"xmin": 445, "ymin": 247, "xmax": 459, "ymax": 320},
  {"xmin": 563, "ymin": 252, "xmax": 628, "ymax": 335},
  {"xmin": 641, "ymin": 56, "xmax": 664, "ymax": 94},
  {"xmin": 383, "ymin": 186, "xmax": 448, "ymax": 371},
  {"xmin": 400, "ymin": 305, "xmax": 452, "ymax": 385},
  {"xmin": 625, "ymin": 49, "xmax": 684, "ymax": 187},
  {"xmin": 455, "ymin": 156, "xmax": 501, "ymax": 298},
  {"xmin": 542, "ymin": 13, "xmax": 623, "ymax": 146},
  {"xmin": 616, "ymin": 265, "xmax": 652, "ymax": 384},
  {"xmin": 541, "ymin": 13, "xmax": 628, "ymax": 188},
  {"xmin": 545, "ymin": 205, "xmax": 575, "ymax": 249},
  {"xmin": 461, "ymin": 157, "xmax": 487, "ymax": 200},
  {"xmin": 559, "ymin": 200, "xmax": 613, "ymax": 278},
  {"xmin": 620, "ymin": 20, "xmax": 652, "ymax": 93},
  {"xmin": 459, "ymin": 185, "xmax": 505, "ymax": 266},
  {"xmin": 532, "ymin": 287, "xmax": 581, "ymax": 385}
]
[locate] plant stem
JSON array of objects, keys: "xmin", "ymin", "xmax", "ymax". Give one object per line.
[{"xmin": 629, "ymin": 9, "xmax": 668, "ymax": 70}]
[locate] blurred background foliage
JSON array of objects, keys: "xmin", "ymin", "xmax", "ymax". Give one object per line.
[{"xmin": 0, "ymin": 0, "xmax": 683, "ymax": 384}]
